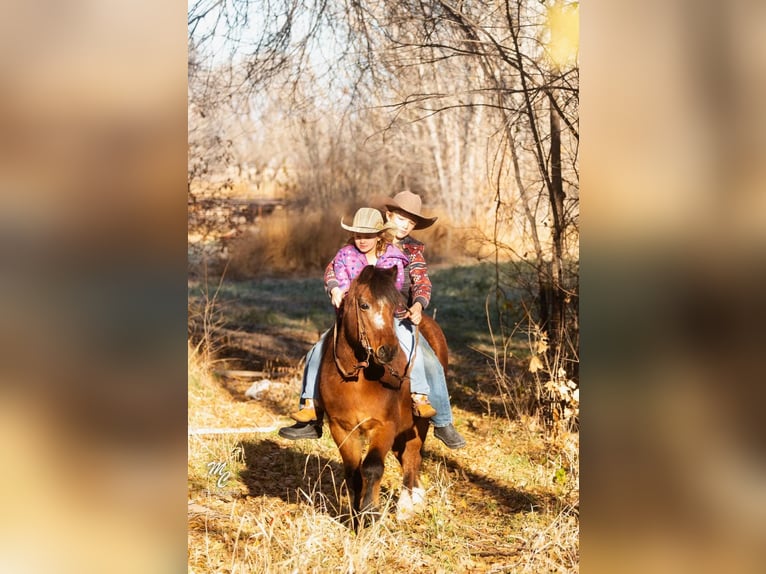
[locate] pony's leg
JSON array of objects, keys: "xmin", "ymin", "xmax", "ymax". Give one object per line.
[
  {"xmin": 359, "ymin": 424, "xmax": 396, "ymax": 521},
  {"xmin": 394, "ymin": 421, "xmax": 428, "ymax": 521},
  {"xmin": 328, "ymin": 423, "xmax": 363, "ymax": 518}
]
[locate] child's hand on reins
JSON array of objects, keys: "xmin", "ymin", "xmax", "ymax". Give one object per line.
[{"xmin": 331, "ymin": 287, "xmax": 345, "ymax": 308}]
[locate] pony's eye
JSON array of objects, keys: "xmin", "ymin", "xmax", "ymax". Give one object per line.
[{"xmin": 359, "ymin": 301, "xmax": 370, "ymax": 310}]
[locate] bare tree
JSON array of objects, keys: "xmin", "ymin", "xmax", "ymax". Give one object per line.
[{"xmin": 188, "ymin": 0, "xmax": 580, "ymax": 418}]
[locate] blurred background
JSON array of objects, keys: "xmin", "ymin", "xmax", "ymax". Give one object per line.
[
  {"xmin": 582, "ymin": 0, "xmax": 766, "ymax": 572},
  {"xmin": 0, "ymin": 1, "xmax": 187, "ymax": 572},
  {"xmin": 1, "ymin": 0, "xmax": 765, "ymax": 572}
]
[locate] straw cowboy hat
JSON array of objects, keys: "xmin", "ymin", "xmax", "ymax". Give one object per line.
[
  {"xmin": 384, "ymin": 190, "xmax": 438, "ymax": 230},
  {"xmin": 341, "ymin": 207, "xmax": 395, "ymax": 234}
]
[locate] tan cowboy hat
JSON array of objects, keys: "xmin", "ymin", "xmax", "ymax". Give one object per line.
[
  {"xmin": 340, "ymin": 207, "xmax": 392, "ymax": 234},
  {"xmin": 384, "ymin": 190, "xmax": 438, "ymax": 230}
]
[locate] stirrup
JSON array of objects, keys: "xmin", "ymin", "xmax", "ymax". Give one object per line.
[
  {"xmin": 290, "ymin": 400, "xmax": 318, "ymax": 423},
  {"xmin": 411, "ymin": 394, "xmax": 437, "ymax": 418}
]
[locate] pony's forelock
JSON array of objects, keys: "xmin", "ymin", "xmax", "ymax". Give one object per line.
[{"xmin": 351, "ymin": 266, "xmax": 403, "ymax": 308}]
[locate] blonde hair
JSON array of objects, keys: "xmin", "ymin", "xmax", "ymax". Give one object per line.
[
  {"xmin": 347, "ymin": 227, "xmax": 395, "ymax": 256},
  {"xmin": 378, "ymin": 227, "xmax": 396, "ymax": 248}
]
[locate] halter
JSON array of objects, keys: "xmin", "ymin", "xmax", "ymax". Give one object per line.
[
  {"xmin": 332, "ymin": 299, "xmax": 371, "ymax": 379},
  {"xmin": 332, "ymin": 296, "xmax": 418, "ymax": 388}
]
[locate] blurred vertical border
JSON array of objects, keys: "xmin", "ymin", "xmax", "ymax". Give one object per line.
[
  {"xmin": 0, "ymin": 1, "xmax": 187, "ymax": 572},
  {"xmin": 3, "ymin": 0, "xmax": 765, "ymax": 571},
  {"xmin": 582, "ymin": 0, "xmax": 766, "ymax": 572}
]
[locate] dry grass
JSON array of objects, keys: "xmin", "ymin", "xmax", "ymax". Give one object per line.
[
  {"xmin": 188, "ymin": 337, "xmax": 579, "ymax": 573},
  {"xmin": 217, "ymin": 207, "xmax": 472, "ymax": 280},
  {"xmin": 187, "ymin": 261, "xmax": 578, "ymax": 572}
]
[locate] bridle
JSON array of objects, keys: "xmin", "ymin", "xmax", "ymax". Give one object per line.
[
  {"xmin": 333, "ymin": 295, "xmax": 418, "ymax": 388},
  {"xmin": 332, "ymin": 299, "xmax": 371, "ymax": 379}
]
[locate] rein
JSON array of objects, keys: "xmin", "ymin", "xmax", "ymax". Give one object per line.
[{"xmin": 395, "ymin": 322, "xmax": 419, "ymax": 387}]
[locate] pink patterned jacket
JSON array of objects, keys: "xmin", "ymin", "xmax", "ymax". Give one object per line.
[
  {"xmin": 324, "ymin": 236, "xmax": 432, "ymax": 309},
  {"xmin": 324, "ymin": 243, "xmax": 409, "ymax": 297}
]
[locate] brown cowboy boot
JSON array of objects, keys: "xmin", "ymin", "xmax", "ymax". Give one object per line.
[
  {"xmin": 411, "ymin": 393, "xmax": 437, "ymax": 418},
  {"xmin": 290, "ymin": 399, "xmax": 318, "ymax": 423}
]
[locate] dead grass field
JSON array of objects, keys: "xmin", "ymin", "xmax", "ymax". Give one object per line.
[{"xmin": 188, "ymin": 265, "xmax": 578, "ymax": 572}]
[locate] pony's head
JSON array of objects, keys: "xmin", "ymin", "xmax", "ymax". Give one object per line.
[{"xmin": 344, "ymin": 265, "xmax": 404, "ymax": 366}]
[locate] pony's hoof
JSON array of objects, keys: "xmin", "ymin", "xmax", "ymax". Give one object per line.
[{"xmin": 396, "ymin": 486, "xmax": 426, "ymax": 521}]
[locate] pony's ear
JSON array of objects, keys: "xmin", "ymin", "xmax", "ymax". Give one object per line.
[
  {"xmin": 383, "ymin": 266, "xmax": 397, "ymax": 281},
  {"xmin": 358, "ymin": 265, "xmax": 375, "ymax": 282}
]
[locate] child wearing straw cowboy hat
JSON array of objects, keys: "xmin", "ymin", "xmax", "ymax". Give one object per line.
[
  {"xmin": 327, "ymin": 207, "xmax": 410, "ymax": 308},
  {"xmin": 279, "ymin": 207, "xmax": 438, "ymax": 435},
  {"xmin": 279, "ymin": 193, "xmax": 466, "ymax": 449}
]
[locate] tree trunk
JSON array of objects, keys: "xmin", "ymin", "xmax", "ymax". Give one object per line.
[{"xmin": 547, "ymin": 93, "xmax": 567, "ymax": 363}]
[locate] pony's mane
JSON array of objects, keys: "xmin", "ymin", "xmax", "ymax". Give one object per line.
[{"xmin": 350, "ymin": 265, "xmax": 404, "ymax": 308}]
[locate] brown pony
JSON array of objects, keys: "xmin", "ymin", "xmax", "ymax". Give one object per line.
[{"xmin": 317, "ymin": 265, "xmax": 448, "ymax": 526}]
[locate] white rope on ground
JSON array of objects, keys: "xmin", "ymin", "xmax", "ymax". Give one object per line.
[
  {"xmin": 212, "ymin": 369, "xmax": 269, "ymax": 378},
  {"xmin": 188, "ymin": 426, "xmax": 279, "ymax": 435}
]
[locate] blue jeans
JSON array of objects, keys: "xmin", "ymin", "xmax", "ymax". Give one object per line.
[
  {"xmin": 416, "ymin": 329, "xmax": 454, "ymax": 428},
  {"xmin": 394, "ymin": 320, "xmax": 430, "ymax": 396},
  {"xmin": 300, "ymin": 329, "xmax": 329, "ymax": 404},
  {"xmin": 300, "ymin": 321, "xmax": 454, "ymax": 427},
  {"xmin": 397, "ymin": 320, "xmax": 453, "ymax": 427}
]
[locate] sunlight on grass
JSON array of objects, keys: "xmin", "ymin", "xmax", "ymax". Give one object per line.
[{"xmin": 188, "ymin": 262, "xmax": 578, "ymax": 572}]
